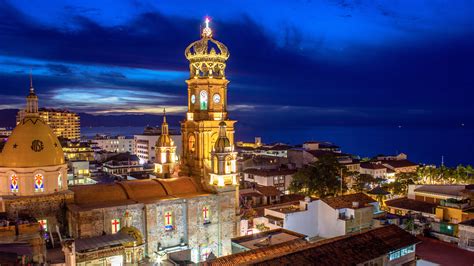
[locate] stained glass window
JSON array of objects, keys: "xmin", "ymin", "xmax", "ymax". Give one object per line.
[
  {"xmin": 10, "ymin": 174, "xmax": 19, "ymax": 193},
  {"xmin": 38, "ymin": 219, "xmax": 48, "ymax": 231},
  {"xmin": 111, "ymin": 219, "xmax": 121, "ymax": 234},
  {"xmin": 202, "ymin": 206, "xmax": 210, "ymax": 224},
  {"xmin": 164, "ymin": 211, "xmax": 173, "ymax": 230},
  {"xmin": 34, "ymin": 174, "xmax": 44, "ymax": 192}
]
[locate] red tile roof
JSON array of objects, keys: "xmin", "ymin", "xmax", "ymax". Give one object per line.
[
  {"xmin": 416, "ymin": 235, "xmax": 474, "ymax": 266},
  {"xmin": 322, "ymin": 193, "xmax": 376, "ymax": 210},
  {"xmin": 207, "ymin": 225, "xmax": 419, "ymax": 265},
  {"xmin": 255, "ymin": 186, "xmax": 282, "ymax": 197},
  {"xmin": 385, "ymin": 197, "xmax": 437, "ymax": 214},
  {"xmin": 360, "ymin": 162, "xmax": 386, "ymax": 170},
  {"xmin": 381, "ymin": 160, "xmax": 418, "ymax": 168}
]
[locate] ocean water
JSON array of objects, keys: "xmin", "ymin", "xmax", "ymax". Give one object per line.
[{"xmin": 82, "ymin": 125, "xmax": 474, "ymax": 167}]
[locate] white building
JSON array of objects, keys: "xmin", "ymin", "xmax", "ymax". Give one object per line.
[
  {"xmin": 93, "ymin": 135, "xmax": 134, "ymax": 153},
  {"xmin": 359, "ymin": 162, "xmax": 388, "ymax": 179},
  {"xmin": 67, "ymin": 160, "xmax": 96, "ymax": 186},
  {"xmin": 134, "ymin": 134, "xmax": 181, "ymax": 164},
  {"xmin": 249, "ymin": 193, "xmax": 382, "ymax": 239}
]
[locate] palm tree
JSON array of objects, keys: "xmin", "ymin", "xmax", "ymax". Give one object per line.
[{"xmin": 417, "ymin": 166, "xmax": 430, "ymax": 184}]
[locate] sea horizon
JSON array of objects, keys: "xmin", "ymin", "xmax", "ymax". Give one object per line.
[{"xmin": 82, "ymin": 124, "xmax": 474, "ymax": 167}]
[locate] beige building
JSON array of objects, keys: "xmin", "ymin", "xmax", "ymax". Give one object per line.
[
  {"xmin": 359, "ymin": 161, "xmax": 388, "ymax": 179},
  {"xmin": 17, "ymin": 108, "xmax": 80, "ymax": 140}
]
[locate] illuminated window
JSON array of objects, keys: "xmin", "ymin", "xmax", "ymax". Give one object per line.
[
  {"xmin": 10, "ymin": 174, "xmax": 19, "ymax": 193},
  {"xmin": 111, "ymin": 219, "xmax": 121, "ymax": 234},
  {"xmin": 34, "ymin": 174, "xmax": 44, "ymax": 192},
  {"xmin": 200, "ymin": 90, "xmax": 208, "ymax": 110},
  {"xmin": 58, "ymin": 173, "xmax": 62, "ymax": 189},
  {"xmin": 213, "ymin": 156, "xmax": 218, "ymax": 173},
  {"xmin": 225, "ymin": 158, "xmax": 232, "ymax": 174},
  {"xmin": 164, "ymin": 211, "xmax": 174, "ymax": 231},
  {"xmin": 389, "ymin": 245, "xmax": 415, "ymax": 261},
  {"xmin": 202, "ymin": 206, "xmax": 211, "ymax": 224},
  {"xmin": 38, "ymin": 219, "xmax": 48, "ymax": 231}
]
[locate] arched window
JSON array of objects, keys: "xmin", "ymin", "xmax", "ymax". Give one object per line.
[
  {"xmin": 58, "ymin": 173, "xmax": 62, "ymax": 189},
  {"xmin": 225, "ymin": 157, "xmax": 232, "ymax": 174},
  {"xmin": 200, "ymin": 90, "xmax": 208, "ymax": 110},
  {"xmin": 10, "ymin": 174, "xmax": 19, "ymax": 193},
  {"xmin": 34, "ymin": 174, "xmax": 44, "ymax": 192},
  {"xmin": 213, "ymin": 156, "xmax": 218, "ymax": 174},
  {"xmin": 188, "ymin": 135, "xmax": 196, "ymax": 153}
]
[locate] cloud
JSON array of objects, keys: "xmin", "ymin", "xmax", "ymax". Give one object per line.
[{"xmin": 0, "ymin": 0, "xmax": 473, "ymax": 129}]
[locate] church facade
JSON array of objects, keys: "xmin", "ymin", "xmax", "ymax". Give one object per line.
[{"xmin": 0, "ymin": 18, "xmax": 238, "ymax": 265}]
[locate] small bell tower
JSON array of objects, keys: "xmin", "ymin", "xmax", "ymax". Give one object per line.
[
  {"xmin": 154, "ymin": 109, "xmax": 177, "ymax": 178},
  {"xmin": 209, "ymin": 122, "xmax": 238, "ymax": 189}
]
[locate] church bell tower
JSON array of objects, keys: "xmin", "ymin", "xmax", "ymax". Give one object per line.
[
  {"xmin": 181, "ymin": 18, "xmax": 237, "ymax": 185},
  {"xmin": 155, "ymin": 109, "xmax": 177, "ymax": 178}
]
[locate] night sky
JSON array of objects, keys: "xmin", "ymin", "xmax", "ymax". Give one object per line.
[{"xmin": 1, "ymin": 0, "xmax": 473, "ymax": 132}]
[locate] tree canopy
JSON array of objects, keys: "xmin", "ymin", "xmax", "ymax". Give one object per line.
[{"xmin": 289, "ymin": 155, "xmax": 346, "ymax": 197}]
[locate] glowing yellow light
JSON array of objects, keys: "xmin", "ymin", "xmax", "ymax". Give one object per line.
[{"xmin": 218, "ymin": 176, "xmax": 225, "ymax": 187}]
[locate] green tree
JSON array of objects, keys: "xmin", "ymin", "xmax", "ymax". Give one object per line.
[
  {"xmin": 388, "ymin": 172, "xmax": 418, "ymax": 195},
  {"xmin": 353, "ymin": 173, "xmax": 375, "ymax": 192},
  {"xmin": 289, "ymin": 155, "xmax": 345, "ymax": 197}
]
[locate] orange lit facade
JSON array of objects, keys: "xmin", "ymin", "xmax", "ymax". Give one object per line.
[
  {"xmin": 180, "ymin": 18, "xmax": 237, "ymax": 188},
  {"xmin": 17, "ymin": 108, "xmax": 80, "ymax": 140}
]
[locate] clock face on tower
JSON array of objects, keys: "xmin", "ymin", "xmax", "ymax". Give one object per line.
[
  {"xmin": 213, "ymin": 94, "xmax": 221, "ymax": 103},
  {"xmin": 191, "ymin": 94, "xmax": 196, "ymax": 104}
]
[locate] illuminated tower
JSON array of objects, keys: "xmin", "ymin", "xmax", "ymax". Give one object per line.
[
  {"xmin": 209, "ymin": 122, "xmax": 238, "ymax": 187},
  {"xmin": 181, "ymin": 18, "xmax": 237, "ymax": 185},
  {"xmin": 154, "ymin": 109, "xmax": 177, "ymax": 178}
]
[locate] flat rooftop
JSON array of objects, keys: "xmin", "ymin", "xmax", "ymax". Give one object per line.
[
  {"xmin": 269, "ymin": 205, "xmax": 301, "ymax": 214},
  {"xmin": 232, "ymin": 229, "xmax": 306, "ymax": 250}
]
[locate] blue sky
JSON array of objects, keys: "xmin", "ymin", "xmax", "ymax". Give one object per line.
[{"xmin": 0, "ymin": 0, "xmax": 473, "ymax": 130}]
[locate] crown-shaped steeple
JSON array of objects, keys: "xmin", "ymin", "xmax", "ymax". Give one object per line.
[{"xmin": 185, "ymin": 17, "xmax": 229, "ymax": 78}]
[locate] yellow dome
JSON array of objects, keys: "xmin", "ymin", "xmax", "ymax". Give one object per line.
[
  {"xmin": 0, "ymin": 117, "xmax": 65, "ymax": 168},
  {"xmin": 119, "ymin": 226, "xmax": 144, "ymax": 247},
  {"xmin": 214, "ymin": 121, "xmax": 232, "ymax": 152},
  {"xmin": 156, "ymin": 134, "xmax": 173, "ymax": 147}
]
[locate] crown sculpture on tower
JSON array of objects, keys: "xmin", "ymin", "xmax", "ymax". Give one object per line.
[{"xmin": 185, "ymin": 17, "xmax": 229, "ymax": 79}]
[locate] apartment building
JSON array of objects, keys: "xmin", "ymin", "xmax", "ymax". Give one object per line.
[{"xmin": 17, "ymin": 108, "xmax": 80, "ymax": 140}]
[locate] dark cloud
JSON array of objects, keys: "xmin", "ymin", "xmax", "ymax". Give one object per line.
[{"xmin": 0, "ymin": 0, "xmax": 473, "ymax": 131}]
